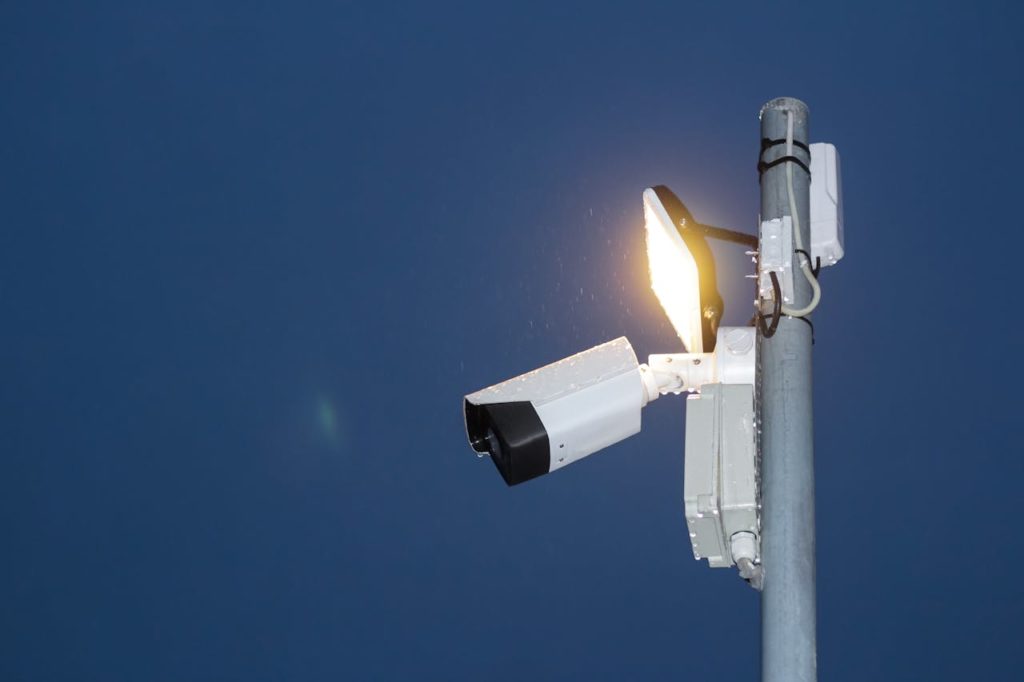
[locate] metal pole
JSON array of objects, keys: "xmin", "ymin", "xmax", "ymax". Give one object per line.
[{"xmin": 758, "ymin": 97, "xmax": 817, "ymax": 682}]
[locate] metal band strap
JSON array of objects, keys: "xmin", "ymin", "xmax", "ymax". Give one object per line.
[{"xmin": 757, "ymin": 137, "xmax": 811, "ymax": 178}]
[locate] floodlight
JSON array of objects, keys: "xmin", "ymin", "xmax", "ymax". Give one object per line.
[{"xmin": 643, "ymin": 186, "xmax": 723, "ymax": 354}]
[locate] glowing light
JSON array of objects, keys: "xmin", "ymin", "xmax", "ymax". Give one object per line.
[{"xmin": 643, "ymin": 188, "xmax": 704, "ymax": 353}]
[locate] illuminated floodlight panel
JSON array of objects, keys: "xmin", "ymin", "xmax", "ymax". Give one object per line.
[{"xmin": 643, "ymin": 187, "xmax": 704, "ymax": 353}]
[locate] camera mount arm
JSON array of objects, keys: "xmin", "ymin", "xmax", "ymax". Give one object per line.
[{"xmin": 641, "ymin": 326, "xmax": 757, "ymax": 400}]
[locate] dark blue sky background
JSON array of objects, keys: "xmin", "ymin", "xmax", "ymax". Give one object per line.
[{"xmin": 3, "ymin": 2, "xmax": 1022, "ymax": 680}]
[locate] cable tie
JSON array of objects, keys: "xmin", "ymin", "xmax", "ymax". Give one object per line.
[
  {"xmin": 757, "ymin": 137, "xmax": 811, "ymax": 180},
  {"xmin": 760, "ymin": 137, "xmax": 810, "ymax": 154},
  {"xmin": 794, "ymin": 249, "xmax": 821, "ymax": 278},
  {"xmin": 757, "ymin": 155, "xmax": 810, "ymax": 178},
  {"xmin": 784, "ymin": 314, "xmax": 816, "ymax": 345}
]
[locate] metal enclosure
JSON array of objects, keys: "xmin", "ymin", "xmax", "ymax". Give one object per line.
[
  {"xmin": 809, "ymin": 142, "xmax": 844, "ymax": 266},
  {"xmin": 683, "ymin": 383, "xmax": 759, "ymax": 567}
]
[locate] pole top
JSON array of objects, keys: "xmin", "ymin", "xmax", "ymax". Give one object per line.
[{"xmin": 759, "ymin": 97, "xmax": 809, "ymax": 123}]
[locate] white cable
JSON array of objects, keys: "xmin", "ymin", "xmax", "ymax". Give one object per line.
[{"xmin": 779, "ymin": 110, "xmax": 821, "ymax": 317}]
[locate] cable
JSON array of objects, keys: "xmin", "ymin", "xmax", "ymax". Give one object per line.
[
  {"xmin": 779, "ymin": 110, "xmax": 821, "ymax": 318},
  {"xmin": 757, "ymin": 154, "xmax": 810, "ymax": 177},
  {"xmin": 794, "ymin": 249, "xmax": 821, "ymax": 278},
  {"xmin": 756, "ymin": 138, "xmax": 810, "ymax": 180},
  {"xmin": 757, "ymin": 271, "xmax": 782, "ymax": 338}
]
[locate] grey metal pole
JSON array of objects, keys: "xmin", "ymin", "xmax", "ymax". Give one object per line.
[{"xmin": 758, "ymin": 97, "xmax": 817, "ymax": 682}]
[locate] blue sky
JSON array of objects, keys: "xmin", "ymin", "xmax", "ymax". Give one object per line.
[{"xmin": 2, "ymin": 2, "xmax": 1022, "ymax": 680}]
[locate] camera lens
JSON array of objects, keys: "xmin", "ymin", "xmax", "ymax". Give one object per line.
[{"xmin": 484, "ymin": 428, "xmax": 504, "ymax": 460}]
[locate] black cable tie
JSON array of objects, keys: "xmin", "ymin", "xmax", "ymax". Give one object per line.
[
  {"xmin": 758, "ymin": 272, "xmax": 816, "ymax": 344},
  {"xmin": 760, "ymin": 137, "xmax": 810, "ymax": 154},
  {"xmin": 757, "ymin": 137, "xmax": 811, "ymax": 181},
  {"xmin": 757, "ymin": 155, "xmax": 810, "ymax": 177},
  {"xmin": 785, "ymin": 314, "xmax": 816, "ymax": 345},
  {"xmin": 794, "ymin": 249, "xmax": 821, "ymax": 278}
]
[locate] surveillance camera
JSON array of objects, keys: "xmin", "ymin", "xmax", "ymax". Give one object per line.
[{"xmin": 464, "ymin": 337, "xmax": 661, "ymax": 486}]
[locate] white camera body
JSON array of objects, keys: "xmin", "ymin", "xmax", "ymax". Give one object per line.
[
  {"xmin": 464, "ymin": 328, "xmax": 758, "ymax": 486},
  {"xmin": 464, "ymin": 337, "xmax": 650, "ymax": 486}
]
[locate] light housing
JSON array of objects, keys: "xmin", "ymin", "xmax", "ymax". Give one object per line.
[{"xmin": 643, "ymin": 186, "xmax": 723, "ymax": 353}]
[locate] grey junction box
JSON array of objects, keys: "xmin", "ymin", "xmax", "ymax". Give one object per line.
[{"xmin": 684, "ymin": 383, "xmax": 759, "ymax": 567}]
